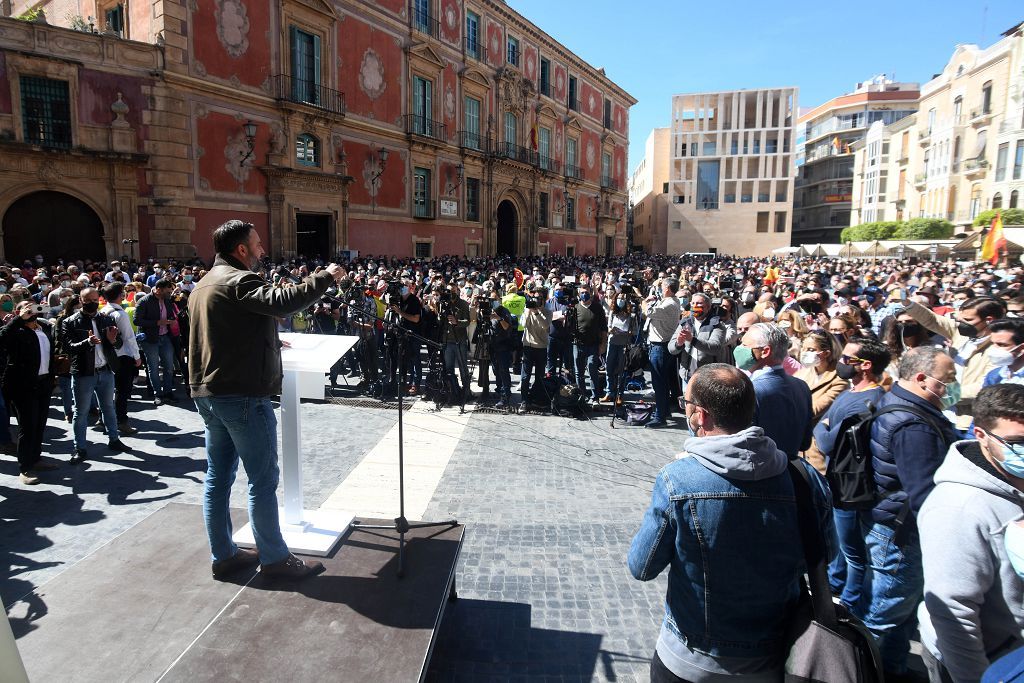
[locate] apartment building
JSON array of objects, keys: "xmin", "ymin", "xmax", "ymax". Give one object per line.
[
  {"xmin": 899, "ymin": 23, "xmax": 1022, "ymax": 228},
  {"xmin": 850, "ymin": 115, "xmax": 921, "ymax": 226},
  {"xmin": 661, "ymin": 88, "xmax": 797, "ymax": 256},
  {"xmin": 627, "ymin": 127, "xmax": 670, "ymax": 253},
  {"xmin": 793, "ymin": 77, "xmax": 918, "ymax": 244},
  {"xmin": 0, "ymin": 0, "xmax": 634, "ymax": 263}
]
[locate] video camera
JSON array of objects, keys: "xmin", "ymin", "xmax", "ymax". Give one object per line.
[
  {"xmin": 383, "ymin": 280, "xmax": 404, "ymax": 306},
  {"xmin": 557, "ymin": 277, "xmax": 580, "ymax": 306}
]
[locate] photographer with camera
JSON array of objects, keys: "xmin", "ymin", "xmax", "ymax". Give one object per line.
[
  {"xmin": 437, "ymin": 280, "xmax": 472, "ymax": 401},
  {"xmin": 643, "ymin": 277, "xmax": 681, "ymax": 429},
  {"xmin": 347, "ymin": 285, "xmax": 380, "ymax": 387},
  {"xmin": 546, "ymin": 283, "xmax": 577, "ymax": 382},
  {"xmin": 574, "ymin": 284, "xmax": 607, "ymax": 403},
  {"xmin": 387, "ymin": 279, "xmax": 423, "ymax": 396},
  {"xmin": 520, "ymin": 283, "xmax": 552, "ymax": 406},
  {"xmin": 486, "ymin": 288, "xmax": 517, "ymax": 408}
]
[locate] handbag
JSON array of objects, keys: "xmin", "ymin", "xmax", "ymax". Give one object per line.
[
  {"xmin": 784, "ymin": 459, "xmax": 884, "ymax": 683},
  {"xmin": 52, "ymin": 354, "xmax": 71, "ymax": 376}
]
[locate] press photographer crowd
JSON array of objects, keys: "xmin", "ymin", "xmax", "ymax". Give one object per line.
[{"xmin": 7, "ymin": 224, "xmax": 1024, "ymax": 679}]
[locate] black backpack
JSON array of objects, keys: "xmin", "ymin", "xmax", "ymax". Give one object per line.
[{"xmin": 825, "ymin": 402, "xmax": 951, "ymax": 511}]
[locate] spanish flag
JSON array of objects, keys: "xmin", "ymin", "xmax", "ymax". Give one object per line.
[
  {"xmin": 513, "ymin": 268, "xmax": 525, "ymax": 289},
  {"xmin": 981, "ymin": 211, "xmax": 1006, "ymax": 265},
  {"xmin": 530, "ymin": 121, "xmax": 538, "ymax": 151}
]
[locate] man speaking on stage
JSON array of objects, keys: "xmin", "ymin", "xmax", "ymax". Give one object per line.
[{"xmin": 188, "ymin": 220, "xmax": 346, "ymax": 581}]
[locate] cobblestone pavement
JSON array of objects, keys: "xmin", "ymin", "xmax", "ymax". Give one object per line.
[{"xmin": 4, "ymin": 374, "xmax": 916, "ymax": 682}]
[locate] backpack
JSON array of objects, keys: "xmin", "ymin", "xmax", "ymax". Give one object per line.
[
  {"xmin": 825, "ymin": 402, "xmax": 951, "ymax": 511},
  {"xmin": 626, "ymin": 401, "xmax": 654, "ymax": 426}
]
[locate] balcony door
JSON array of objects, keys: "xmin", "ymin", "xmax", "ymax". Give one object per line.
[
  {"xmin": 290, "ymin": 27, "xmax": 320, "ymax": 105},
  {"xmin": 413, "ymin": 76, "xmax": 432, "ymax": 135}
]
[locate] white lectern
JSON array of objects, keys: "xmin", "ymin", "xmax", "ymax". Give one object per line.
[{"xmin": 232, "ymin": 332, "xmax": 360, "ymax": 556}]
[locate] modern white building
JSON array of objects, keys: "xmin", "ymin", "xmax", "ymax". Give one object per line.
[{"xmin": 663, "ymin": 88, "xmax": 798, "ymax": 256}]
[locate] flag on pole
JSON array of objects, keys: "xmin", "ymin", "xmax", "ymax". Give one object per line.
[{"xmin": 981, "ymin": 211, "xmax": 1006, "ymax": 265}]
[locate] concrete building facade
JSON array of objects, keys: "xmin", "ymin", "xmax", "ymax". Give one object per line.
[
  {"xmin": 793, "ymin": 76, "xmax": 918, "ymax": 244},
  {"xmin": 0, "ymin": 0, "xmax": 634, "ymax": 263},
  {"xmin": 626, "ymin": 126, "xmax": 669, "ymax": 253},
  {"xmin": 850, "ymin": 115, "xmax": 922, "ymax": 226},
  {"xmin": 659, "ymin": 88, "xmax": 797, "ymax": 257}
]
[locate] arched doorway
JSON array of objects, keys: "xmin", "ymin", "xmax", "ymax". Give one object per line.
[
  {"xmin": 3, "ymin": 191, "xmax": 105, "ymax": 263},
  {"xmin": 496, "ymin": 200, "xmax": 517, "ymax": 256}
]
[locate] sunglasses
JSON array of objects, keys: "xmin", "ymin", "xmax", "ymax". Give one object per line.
[{"xmin": 840, "ymin": 355, "xmax": 867, "ymax": 364}]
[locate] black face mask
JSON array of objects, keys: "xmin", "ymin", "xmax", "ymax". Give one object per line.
[
  {"xmin": 82, "ymin": 301, "xmax": 99, "ymax": 314},
  {"xmin": 835, "ymin": 361, "xmax": 857, "ymax": 381},
  {"xmin": 24, "ymin": 315, "xmax": 38, "ymax": 323},
  {"xmin": 957, "ymin": 321, "xmax": 978, "ymax": 339},
  {"xmin": 897, "ymin": 322, "xmax": 922, "ymax": 337}
]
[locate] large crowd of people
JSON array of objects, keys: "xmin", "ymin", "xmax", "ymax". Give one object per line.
[{"xmin": 5, "ymin": 239, "xmax": 1024, "ymax": 680}]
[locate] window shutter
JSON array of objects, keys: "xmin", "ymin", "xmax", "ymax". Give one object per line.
[
  {"xmin": 312, "ymin": 33, "xmax": 322, "ymax": 94},
  {"xmin": 289, "ymin": 26, "xmax": 299, "ymax": 100}
]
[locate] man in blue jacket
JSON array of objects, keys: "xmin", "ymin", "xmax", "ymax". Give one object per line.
[
  {"xmin": 629, "ymin": 363, "xmax": 834, "ymax": 682},
  {"xmin": 861, "ymin": 345, "xmax": 960, "ymax": 680},
  {"xmin": 734, "ymin": 322, "xmax": 813, "ymax": 458}
]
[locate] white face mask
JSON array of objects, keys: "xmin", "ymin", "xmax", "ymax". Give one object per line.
[
  {"xmin": 987, "ymin": 345, "xmax": 1020, "ymax": 368},
  {"xmin": 800, "ymin": 351, "xmax": 820, "ymax": 367}
]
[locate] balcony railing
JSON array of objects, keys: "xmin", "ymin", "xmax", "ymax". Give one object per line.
[
  {"xmin": 405, "ymin": 115, "xmax": 448, "ymax": 143},
  {"xmin": 273, "ymin": 75, "xmax": 346, "ymax": 117},
  {"xmin": 494, "ymin": 142, "xmax": 536, "ymax": 164},
  {"xmin": 969, "ymin": 108, "xmax": 992, "ymax": 125},
  {"xmin": 964, "ymin": 157, "xmax": 989, "ymax": 175},
  {"xmin": 601, "ymin": 175, "xmax": 618, "ymax": 191},
  {"xmin": 458, "ymin": 130, "xmax": 486, "ymax": 152},
  {"xmin": 914, "ymin": 173, "xmax": 927, "ymax": 186},
  {"xmin": 697, "ymin": 200, "xmax": 719, "ymax": 210},
  {"xmin": 537, "ymin": 155, "xmax": 561, "ymax": 174},
  {"xmin": 410, "ymin": 4, "xmax": 440, "ymax": 38},
  {"xmin": 465, "ymin": 37, "xmax": 484, "ymax": 60},
  {"xmin": 565, "ymin": 163, "xmax": 583, "ymax": 180},
  {"xmin": 413, "ymin": 200, "xmax": 436, "ymax": 219}
]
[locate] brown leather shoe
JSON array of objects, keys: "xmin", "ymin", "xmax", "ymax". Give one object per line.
[
  {"xmin": 211, "ymin": 547, "xmax": 260, "ymax": 579},
  {"xmin": 260, "ymin": 553, "xmax": 324, "ymax": 580}
]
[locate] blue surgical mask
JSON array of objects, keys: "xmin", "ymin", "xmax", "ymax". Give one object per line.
[
  {"xmin": 491, "ymin": 299, "xmax": 500, "ymax": 310},
  {"xmin": 986, "ymin": 431, "xmax": 1024, "ymax": 479},
  {"xmin": 615, "ymin": 299, "xmax": 626, "ymax": 310},
  {"xmin": 400, "ymin": 286, "xmax": 409, "ymax": 296},
  {"xmin": 1005, "ymin": 520, "xmax": 1024, "ymax": 578}
]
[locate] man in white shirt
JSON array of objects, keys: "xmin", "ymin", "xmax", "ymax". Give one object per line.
[
  {"xmin": 101, "ymin": 282, "xmax": 142, "ymax": 435},
  {"xmin": 104, "ymin": 260, "xmax": 131, "ymax": 284},
  {"xmin": 644, "ymin": 277, "xmax": 681, "ymax": 428}
]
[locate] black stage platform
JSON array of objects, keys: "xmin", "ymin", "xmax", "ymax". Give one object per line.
[{"xmin": 13, "ymin": 503, "xmax": 464, "ymax": 682}]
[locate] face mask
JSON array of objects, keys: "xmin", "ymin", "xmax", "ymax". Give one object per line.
[
  {"xmin": 836, "ymin": 361, "xmax": 858, "ymax": 380},
  {"xmin": 987, "ymin": 432, "xmax": 1024, "ymax": 479},
  {"xmin": 491, "ymin": 300, "xmax": 500, "ymax": 310},
  {"xmin": 113, "ymin": 267, "xmax": 120, "ymax": 272},
  {"xmin": 733, "ymin": 345, "xmax": 758, "ymax": 371},
  {"xmin": 762, "ymin": 307, "xmax": 776, "ymax": 321},
  {"xmin": 926, "ymin": 376, "xmax": 961, "ymax": 410},
  {"xmin": 988, "ymin": 345, "xmax": 1020, "ymax": 368},
  {"xmin": 686, "ymin": 411, "xmax": 699, "ymax": 438},
  {"xmin": 83, "ymin": 301, "xmax": 99, "ymax": 314},
  {"xmin": 580, "ymin": 292, "xmax": 590, "ymax": 303},
  {"xmin": 61, "ymin": 280, "xmax": 71, "ymax": 288},
  {"xmin": 183, "ymin": 275, "xmax": 193, "ymax": 282},
  {"xmin": 831, "ymin": 333, "xmax": 847, "ymax": 348},
  {"xmin": 898, "ymin": 322, "xmax": 922, "ymax": 337},
  {"xmin": 692, "ymin": 305, "xmax": 706, "ymax": 317},
  {"xmin": 0, "ymin": 302, "xmax": 12, "ymax": 312},
  {"xmin": 952, "ymin": 300, "xmax": 965, "ymax": 310},
  {"xmin": 0, "ymin": 285, "xmax": 6, "ymax": 294},
  {"xmin": 1004, "ymin": 521, "xmax": 1024, "ymax": 579},
  {"xmin": 973, "ymin": 290, "xmax": 987, "ymax": 298},
  {"xmin": 957, "ymin": 321, "xmax": 978, "ymax": 339},
  {"xmin": 615, "ymin": 299, "xmax": 626, "ymax": 310},
  {"xmin": 679, "ymin": 297, "xmax": 690, "ymax": 309},
  {"xmin": 25, "ymin": 315, "xmax": 38, "ymax": 323},
  {"xmin": 800, "ymin": 351, "xmax": 820, "ymax": 367},
  {"xmin": 400, "ymin": 286, "xmax": 409, "ymax": 297}
]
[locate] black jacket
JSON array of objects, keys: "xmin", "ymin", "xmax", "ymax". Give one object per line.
[
  {"xmin": 134, "ymin": 292, "xmax": 178, "ymax": 340},
  {"xmin": 59, "ymin": 310, "xmax": 121, "ymax": 376},
  {"xmin": 0, "ymin": 316, "xmax": 56, "ymax": 390}
]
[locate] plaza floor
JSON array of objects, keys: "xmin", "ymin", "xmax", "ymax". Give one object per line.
[{"xmin": 1, "ymin": 383, "xmax": 687, "ymax": 682}]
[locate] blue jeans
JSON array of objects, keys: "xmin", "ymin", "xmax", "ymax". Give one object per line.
[
  {"xmin": 546, "ymin": 336, "xmax": 575, "ymax": 379},
  {"xmin": 648, "ymin": 343, "xmax": 672, "ymax": 422},
  {"xmin": 604, "ymin": 343, "xmax": 626, "ymax": 400},
  {"xmin": 575, "ymin": 344, "xmax": 604, "ymax": 400},
  {"xmin": 828, "ymin": 507, "xmax": 868, "ymax": 611},
  {"xmin": 194, "ymin": 396, "xmax": 290, "ymax": 565},
  {"xmin": 520, "ymin": 346, "xmax": 546, "ymax": 402},
  {"xmin": 58, "ymin": 375, "xmax": 73, "ymax": 419},
  {"xmin": 490, "ymin": 345, "xmax": 513, "ymax": 398},
  {"xmin": 443, "ymin": 340, "xmax": 470, "ymax": 395},
  {"xmin": 858, "ymin": 514, "xmax": 923, "ymax": 673},
  {"xmin": 143, "ymin": 334, "xmax": 176, "ymax": 396},
  {"xmin": 72, "ymin": 368, "xmax": 119, "ymax": 448}
]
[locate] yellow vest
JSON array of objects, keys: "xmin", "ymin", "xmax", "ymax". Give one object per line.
[{"xmin": 502, "ymin": 293, "xmax": 526, "ymax": 331}]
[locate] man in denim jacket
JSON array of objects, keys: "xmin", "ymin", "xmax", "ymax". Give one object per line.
[{"xmin": 629, "ymin": 363, "xmax": 834, "ymax": 682}]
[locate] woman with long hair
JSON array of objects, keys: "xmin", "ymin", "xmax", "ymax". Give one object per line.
[
  {"xmin": 54, "ymin": 294, "xmax": 82, "ymax": 422},
  {"xmin": 794, "ymin": 330, "xmax": 847, "ymax": 474},
  {"xmin": 600, "ymin": 292, "xmax": 637, "ymax": 406}
]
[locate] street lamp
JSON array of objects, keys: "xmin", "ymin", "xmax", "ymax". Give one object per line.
[
  {"xmin": 239, "ymin": 120, "xmax": 258, "ymax": 165},
  {"xmin": 122, "ymin": 238, "xmax": 139, "ymax": 262}
]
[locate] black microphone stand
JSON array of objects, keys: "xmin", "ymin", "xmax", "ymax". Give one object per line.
[{"xmin": 327, "ymin": 290, "xmax": 459, "ymax": 578}]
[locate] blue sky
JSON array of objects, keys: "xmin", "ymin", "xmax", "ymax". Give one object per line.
[{"xmin": 507, "ymin": 0, "xmax": 1023, "ymax": 172}]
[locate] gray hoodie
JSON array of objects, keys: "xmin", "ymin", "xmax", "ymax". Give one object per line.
[
  {"xmin": 682, "ymin": 426, "xmax": 789, "ymax": 481},
  {"xmin": 918, "ymin": 440, "xmax": 1024, "ymax": 683}
]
